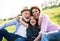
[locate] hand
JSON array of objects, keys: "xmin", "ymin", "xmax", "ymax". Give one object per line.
[
  {"xmin": 34, "ymin": 34, "xmax": 41, "ymax": 41},
  {"xmin": 34, "ymin": 38, "xmax": 39, "ymax": 41}
]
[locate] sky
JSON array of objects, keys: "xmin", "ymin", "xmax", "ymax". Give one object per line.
[{"xmin": 0, "ymin": 0, "xmax": 49, "ymax": 19}]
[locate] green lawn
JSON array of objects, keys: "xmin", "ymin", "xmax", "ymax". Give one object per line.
[
  {"xmin": 42, "ymin": 7, "xmax": 60, "ymax": 25},
  {"xmin": 0, "ymin": 6, "xmax": 60, "ymax": 41},
  {"xmin": 0, "ymin": 20, "xmax": 15, "ymax": 41}
]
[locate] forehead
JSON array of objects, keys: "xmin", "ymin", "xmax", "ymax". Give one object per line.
[
  {"xmin": 32, "ymin": 9, "xmax": 39, "ymax": 12},
  {"xmin": 30, "ymin": 16, "xmax": 35, "ymax": 19},
  {"xmin": 22, "ymin": 11, "xmax": 30, "ymax": 14},
  {"xmin": 23, "ymin": 10, "xmax": 30, "ymax": 13}
]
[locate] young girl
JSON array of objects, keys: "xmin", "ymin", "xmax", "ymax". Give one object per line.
[{"xmin": 19, "ymin": 16, "xmax": 40, "ymax": 41}]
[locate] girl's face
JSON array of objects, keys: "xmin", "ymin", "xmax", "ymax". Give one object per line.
[
  {"xmin": 30, "ymin": 16, "xmax": 36, "ymax": 26},
  {"xmin": 32, "ymin": 9, "xmax": 40, "ymax": 19}
]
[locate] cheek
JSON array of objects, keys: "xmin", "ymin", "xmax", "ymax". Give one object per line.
[
  {"xmin": 23, "ymin": 15, "xmax": 25, "ymax": 18},
  {"xmin": 22, "ymin": 14, "xmax": 25, "ymax": 17},
  {"xmin": 30, "ymin": 20, "xmax": 33, "ymax": 23},
  {"xmin": 33, "ymin": 14, "xmax": 37, "ymax": 17},
  {"xmin": 37, "ymin": 13, "xmax": 40, "ymax": 15},
  {"xmin": 33, "ymin": 14, "xmax": 36, "ymax": 16}
]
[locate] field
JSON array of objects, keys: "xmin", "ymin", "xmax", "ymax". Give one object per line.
[
  {"xmin": 0, "ymin": 7, "xmax": 60, "ymax": 41},
  {"xmin": 43, "ymin": 7, "xmax": 60, "ymax": 25}
]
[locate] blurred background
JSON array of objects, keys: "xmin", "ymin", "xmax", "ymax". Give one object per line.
[{"xmin": 0, "ymin": 0, "xmax": 60, "ymax": 41}]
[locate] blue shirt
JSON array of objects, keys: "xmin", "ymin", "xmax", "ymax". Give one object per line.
[{"xmin": 0, "ymin": 19, "xmax": 27, "ymax": 38}]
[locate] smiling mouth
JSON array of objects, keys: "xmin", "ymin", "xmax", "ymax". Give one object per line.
[
  {"xmin": 26, "ymin": 17, "xmax": 29, "ymax": 19},
  {"xmin": 31, "ymin": 22, "xmax": 35, "ymax": 23}
]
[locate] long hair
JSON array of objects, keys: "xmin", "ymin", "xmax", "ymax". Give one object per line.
[{"xmin": 30, "ymin": 6, "xmax": 41, "ymax": 16}]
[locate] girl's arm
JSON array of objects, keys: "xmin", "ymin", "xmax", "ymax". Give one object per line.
[{"xmin": 19, "ymin": 18, "xmax": 28, "ymax": 28}]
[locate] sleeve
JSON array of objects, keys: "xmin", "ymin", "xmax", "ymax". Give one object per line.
[
  {"xmin": 0, "ymin": 19, "xmax": 17, "ymax": 30},
  {"xmin": 39, "ymin": 14, "xmax": 49, "ymax": 34}
]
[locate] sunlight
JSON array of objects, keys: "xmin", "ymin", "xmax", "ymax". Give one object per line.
[{"xmin": 0, "ymin": 0, "xmax": 48, "ymax": 19}]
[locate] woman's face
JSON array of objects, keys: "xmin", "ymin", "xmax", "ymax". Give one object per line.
[
  {"xmin": 30, "ymin": 16, "xmax": 36, "ymax": 26},
  {"xmin": 32, "ymin": 9, "xmax": 40, "ymax": 19}
]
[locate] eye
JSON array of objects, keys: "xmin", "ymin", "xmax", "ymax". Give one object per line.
[
  {"xmin": 35, "ymin": 11, "xmax": 38, "ymax": 12},
  {"xmin": 32, "ymin": 11, "xmax": 38, "ymax": 13}
]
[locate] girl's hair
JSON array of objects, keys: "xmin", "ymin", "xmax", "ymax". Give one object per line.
[
  {"xmin": 30, "ymin": 6, "xmax": 41, "ymax": 16},
  {"xmin": 36, "ymin": 19, "xmax": 39, "ymax": 27}
]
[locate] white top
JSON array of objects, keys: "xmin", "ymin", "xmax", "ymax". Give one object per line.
[{"xmin": 15, "ymin": 24, "xmax": 27, "ymax": 38}]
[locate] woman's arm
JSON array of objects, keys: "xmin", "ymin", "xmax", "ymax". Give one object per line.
[
  {"xmin": 19, "ymin": 18, "xmax": 28, "ymax": 28},
  {"xmin": 34, "ymin": 14, "xmax": 49, "ymax": 41},
  {"xmin": 39, "ymin": 14, "xmax": 49, "ymax": 34}
]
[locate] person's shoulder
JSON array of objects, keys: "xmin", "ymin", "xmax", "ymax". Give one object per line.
[
  {"xmin": 41, "ymin": 14, "xmax": 48, "ymax": 17},
  {"xmin": 11, "ymin": 18, "xmax": 20, "ymax": 23},
  {"xmin": 40, "ymin": 14, "xmax": 48, "ymax": 18},
  {"xmin": 12, "ymin": 18, "xmax": 17, "ymax": 21}
]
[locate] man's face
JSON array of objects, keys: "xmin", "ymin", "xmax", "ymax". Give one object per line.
[
  {"xmin": 22, "ymin": 11, "xmax": 31, "ymax": 22},
  {"xmin": 32, "ymin": 9, "xmax": 40, "ymax": 19}
]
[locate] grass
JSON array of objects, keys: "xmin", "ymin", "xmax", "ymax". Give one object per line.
[
  {"xmin": 0, "ymin": 20, "xmax": 15, "ymax": 41},
  {"xmin": 0, "ymin": 6, "xmax": 60, "ymax": 41},
  {"xmin": 42, "ymin": 7, "xmax": 60, "ymax": 25}
]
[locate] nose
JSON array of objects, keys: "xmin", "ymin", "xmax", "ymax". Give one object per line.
[{"xmin": 26, "ymin": 14, "xmax": 30, "ymax": 17}]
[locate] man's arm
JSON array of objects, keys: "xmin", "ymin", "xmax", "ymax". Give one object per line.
[
  {"xmin": 19, "ymin": 18, "xmax": 28, "ymax": 28},
  {"xmin": 0, "ymin": 19, "xmax": 17, "ymax": 29}
]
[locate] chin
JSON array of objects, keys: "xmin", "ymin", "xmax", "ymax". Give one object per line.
[
  {"xmin": 31, "ymin": 23, "xmax": 35, "ymax": 26},
  {"xmin": 25, "ymin": 20, "xmax": 29, "ymax": 22}
]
